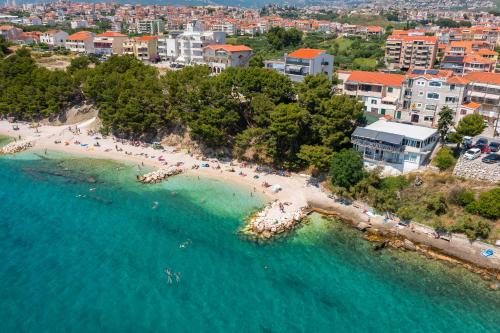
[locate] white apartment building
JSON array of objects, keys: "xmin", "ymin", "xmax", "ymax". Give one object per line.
[
  {"xmin": 342, "ymin": 71, "xmax": 405, "ymax": 118},
  {"xmin": 137, "ymin": 19, "xmax": 164, "ymax": 35},
  {"xmin": 158, "ymin": 20, "xmax": 226, "ymax": 64},
  {"xmin": 203, "ymin": 44, "xmax": 253, "ymax": 73},
  {"xmin": 401, "ymin": 69, "xmax": 469, "ymax": 126}
]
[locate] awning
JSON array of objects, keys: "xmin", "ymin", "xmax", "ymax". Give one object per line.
[
  {"xmin": 352, "ymin": 127, "xmax": 404, "ymax": 145},
  {"xmin": 382, "ymin": 95, "xmax": 398, "ymax": 103}
]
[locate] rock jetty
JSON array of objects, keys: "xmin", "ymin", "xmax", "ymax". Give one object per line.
[
  {"xmin": 244, "ymin": 201, "xmax": 308, "ymax": 239},
  {"xmin": 0, "ymin": 140, "xmax": 33, "ymax": 154},
  {"xmin": 137, "ymin": 167, "xmax": 182, "ymax": 184}
]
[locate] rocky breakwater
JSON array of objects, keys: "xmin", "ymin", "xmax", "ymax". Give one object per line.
[
  {"xmin": 0, "ymin": 140, "xmax": 33, "ymax": 154},
  {"xmin": 244, "ymin": 201, "xmax": 308, "ymax": 239},
  {"xmin": 137, "ymin": 167, "xmax": 182, "ymax": 184}
]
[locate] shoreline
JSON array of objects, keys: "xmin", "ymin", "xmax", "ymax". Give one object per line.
[{"xmin": 0, "ymin": 119, "xmax": 499, "ymax": 281}]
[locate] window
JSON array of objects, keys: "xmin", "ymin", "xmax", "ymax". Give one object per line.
[
  {"xmin": 371, "ymin": 107, "xmax": 378, "ymax": 113},
  {"xmin": 425, "ymin": 104, "xmax": 436, "ymax": 111},
  {"xmin": 371, "ymin": 99, "xmax": 377, "ymax": 104},
  {"xmin": 427, "ymin": 92, "xmax": 439, "ymax": 99},
  {"xmin": 424, "ymin": 116, "xmax": 434, "ymax": 122},
  {"xmin": 417, "ymin": 81, "xmax": 425, "ymax": 86},
  {"xmin": 388, "ymin": 87, "xmax": 394, "ymax": 93},
  {"xmin": 404, "ymin": 153, "xmax": 418, "ymax": 163},
  {"xmin": 418, "ymin": 91, "xmax": 424, "ymax": 96},
  {"xmin": 445, "ymin": 97, "xmax": 457, "ymax": 103},
  {"xmin": 429, "ymin": 81, "xmax": 442, "ymax": 87},
  {"xmin": 380, "ymin": 109, "xmax": 386, "ymax": 115},
  {"xmin": 460, "ymin": 109, "xmax": 467, "ymax": 115},
  {"xmin": 416, "ymin": 103, "xmax": 422, "ymax": 108},
  {"xmin": 450, "ymin": 84, "xmax": 456, "ymax": 90}
]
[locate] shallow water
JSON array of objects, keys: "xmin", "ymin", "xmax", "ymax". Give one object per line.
[{"xmin": 0, "ymin": 153, "xmax": 498, "ymax": 332}]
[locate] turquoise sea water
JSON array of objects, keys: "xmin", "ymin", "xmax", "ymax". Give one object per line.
[{"xmin": 0, "ymin": 152, "xmax": 499, "ymax": 332}]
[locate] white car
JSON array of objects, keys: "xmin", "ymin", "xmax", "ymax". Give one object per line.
[{"xmin": 464, "ymin": 148, "xmax": 481, "ymax": 160}]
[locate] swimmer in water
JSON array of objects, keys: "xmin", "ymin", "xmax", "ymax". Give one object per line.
[
  {"xmin": 164, "ymin": 268, "xmax": 172, "ymax": 284},
  {"xmin": 89, "ymin": 188, "xmax": 96, "ymax": 192},
  {"xmin": 174, "ymin": 272, "xmax": 180, "ymax": 283},
  {"xmin": 152, "ymin": 201, "xmax": 159, "ymax": 209}
]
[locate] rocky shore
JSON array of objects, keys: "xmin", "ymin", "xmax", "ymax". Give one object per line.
[
  {"xmin": 137, "ymin": 167, "xmax": 183, "ymax": 184},
  {"xmin": 0, "ymin": 140, "xmax": 33, "ymax": 154},
  {"xmin": 243, "ymin": 201, "xmax": 308, "ymax": 239},
  {"xmin": 362, "ymin": 229, "xmax": 500, "ymax": 291}
]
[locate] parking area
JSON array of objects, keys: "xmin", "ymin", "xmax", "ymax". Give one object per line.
[{"xmin": 453, "ymin": 134, "xmax": 500, "ymax": 182}]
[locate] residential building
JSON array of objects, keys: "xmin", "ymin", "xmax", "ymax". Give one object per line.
[
  {"xmin": 0, "ymin": 25, "xmax": 22, "ymax": 41},
  {"xmin": 440, "ymin": 40, "xmax": 498, "ymax": 74},
  {"xmin": 70, "ymin": 20, "xmax": 88, "ymax": 29},
  {"xmin": 342, "ymin": 71, "xmax": 405, "ymax": 119},
  {"xmin": 385, "ymin": 35, "xmax": 438, "ymax": 70},
  {"xmin": 463, "ymin": 72, "xmax": 500, "ymax": 125},
  {"xmin": 123, "ymin": 36, "xmax": 158, "ymax": 62},
  {"xmin": 137, "ymin": 19, "xmax": 165, "ymax": 35},
  {"xmin": 158, "ymin": 20, "xmax": 226, "ymax": 64},
  {"xmin": 93, "ymin": 31, "xmax": 128, "ymax": 57},
  {"xmin": 65, "ymin": 31, "xmax": 95, "ymax": 53},
  {"xmin": 40, "ymin": 30, "xmax": 68, "ymax": 47},
  {"xmin": 352, "ymin": 119, "xmax": 439, "ymax": 173},
  {"xmin": 264, "ymin": 48, "xmax": 334, "ymax": 82},
  {"xmin": 202, "ymin": 44, "xmax": 252, "ymax": 73},
  {"xmin": 400, "ymin": 69, "xmax": 468, "ymax": 126}
]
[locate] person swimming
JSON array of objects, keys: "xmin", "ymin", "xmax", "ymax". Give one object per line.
[
  {"xmin": 164, "ymin": 268, "xmax": 173, "ymax": 284},
  {"xmin": 152, "ymin": 201, "xmax": 159, "ymax": 209},
  {"xmin": 174, "ymin": 272, "xmax": 181, "ymax": 283}
]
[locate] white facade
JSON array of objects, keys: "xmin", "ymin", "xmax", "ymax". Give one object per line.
[
  {"xmin": 40, "ymin": 30, "xmax": 68, "ymax": 47},
  {"xmin": 158, "ymin": 20, "xmax": 226, "ymax": 64}
]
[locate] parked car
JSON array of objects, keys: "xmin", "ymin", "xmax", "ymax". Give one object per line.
[
  {"xmin": 488, "ymin": 141, "xmax": 500, "ymax": 152},
  {"xmin": 474, "ymin": 143, "xmax": 491, "ymax": 153},
  {"xmin": 464, "ymin": 148, "xmax": 482, "ymax": 160},
  {"xmin": 462, "ymin": 136, "xmax": 473, "ymax": 149},
  {"xmin": 482, "ymin": 153, "xmax": 500, "ymax": 164},
  {"xmin": 476, "ymin": 137, "xmax": 488, "ymax": 146}
]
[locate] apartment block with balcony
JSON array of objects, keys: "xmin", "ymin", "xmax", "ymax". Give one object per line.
[
  {"xmin": 352, "ymin": 120, "xmax": 439, "ymax": 173},
  {"xmin": 385, "ymin": 35, "xmax": 438, "ymax": 70},
  {"xmin": 265, "ymin": 48, "xmax": 333, "ymax": 82},
  {"xmin": 40, "ymin": 29, "xmax": 68, "ymax": 47},
  {"xmin": 401, "ymin": 69, "xmax": 468, "ymax": 126},
  {"xmin": 440, "ymin": 41, "xmax": 498, "ymax": 74},
  {"xmin": 202, "ymin": 44, "xmax": 252, "ymax": 73},
  {"xmin": 123, "ymin": 36, "xmax": 158, "ymax": 62},
  {"xmin": 93, "ymin": 31, "xmax": 127, "ymax": 57},
  {"xmin": 65, "ymin": 31, "xmax": 95, "ymax": 54},
  {"xmin": 137, "ymin": 19, "xmax": 165, "ymax": 35},
  {"xmin": 342, "ymin": 71, "xmax": 404, "ymax": 119},
  {"xmin": 158, "ymin": 20, "xmax": 226, "ymax": 64},
  {"xmin": 463, "ymin": 72, "xmax": 500, "ymax": 125}
]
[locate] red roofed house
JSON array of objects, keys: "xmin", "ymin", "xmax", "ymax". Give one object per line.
[
  {"xmin": 385, "ymin": 35, "xmax": 438, "ymax": 70},
  {"xmin": 123, "ymin": 36, "xmax": 158, "ymax": 62},
  {"xmin": 265, "ymin": 48, "xmax": 333, "ymax": 82},
  {"xmin": 342, "ymin": 70, "xmax": 405, "ymax": 118},
  {"xmin": 463, "ymin": 72, "xmax": 500, "ymax": 125},
  {"xmin": 66, "ymin": 31, "xmax": 95, "ymax": 54},
  {"xmin": 0, "ymin": 25, "xmax": 23, "ymax": 41},
  {"xmin": 94, "ymin": 31, "xmax": 128, "ymax": 57},
  {"xmin": 203, "ymin": 44, "xmax": 253, "ymax": 73}
]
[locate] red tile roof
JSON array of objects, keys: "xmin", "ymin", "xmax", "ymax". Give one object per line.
[
  {"xmin": 0, "ymin": 25, "xmax": 14, "ymax": 31},
  {"xmin": 446, "ymin": 76, "xmax": 470, "ymax": 85},
  {"xmin": 388, "ymin": 35, "xmax": 437, "ymax": 43},
  {"xmin": 287, "ymin": 48, "xmax": 325, "ymax": 59},
  {"xmin": 135, "ymin": 36, "xmax": 157, "ymax": 41},
  {"xmin": 346, "ymin": 71, "xmax": 405, "ymax": 87},
  {"xmin": 205, "ymin": 44, "xmax": 252, "ymax": 52},
  {"xmin": 96, "ymin": 31, "xmax": 127, "ymax": 38},
  {"xmin": 67, "ymin": 31, "xmax": 93, "ymax": 41},
  {"xmin": 464, "ymin": 72, "xmax": 500, "ymax": 85}
]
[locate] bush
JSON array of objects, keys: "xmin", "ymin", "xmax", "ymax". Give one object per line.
[
  {"xmin": 466, "ymin": 188, "xmax": 500, "ymax": 219},
  {"xmin": 425, "ymin": 193, "xmax": 447, "ymax": 215},
  {"xmin": 451, "ymin": 215, "xmax": 492, "ymax": 240},
  {"xmin": 329, "ymin": 149, "xmax": 364, "ymax": 189},
  {"xmin": 449, "ymin": 187, "xmax": 475, "ymax": 207},
  {"xmin": 433, "ymin": 147, "xmax": 456, "ymax": 171}
]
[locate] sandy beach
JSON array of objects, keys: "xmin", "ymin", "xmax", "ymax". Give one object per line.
[{"xmin": 1, "ymin": 118, "xmax": 499, "ymax": 274}]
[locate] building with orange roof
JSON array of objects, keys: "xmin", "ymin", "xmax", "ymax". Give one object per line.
[
  {"xmin": 342, "ymin": 71, "xmax": 404, "ymax": 118},
  {"xmin": 457, "ymin": 102, "xmax": 482, "ymax": 123},
  {"xmin": 203, "ymin": 44, "xmax": 253, "ymax": 73},
  {"xmin": 401, "ymin": 69, "xmax": 468, "ymax": 126},
  {"xmin": 123, "ymin": 36, "xmax": 158, "ymax": 61},
  {"xmin": 0, "ymin": 25, "xmax": 22, "ymax": 41},
  {"xmin": 264, "ymin": 48, "xmax": 333, "ymax": 82},
  {"xmin": 463, "ymin": 72, "xmax": 500, "ymax": 124},
  {"xmin": 65, "ymin": 31, "xmax": 95, "ymax": 53},
  {"xmin": 385, "ymin": 35, "xmax": 438, "ymax": 70},
  {"xmin": 94, "ymin": 31, "xmax": 128, "ymax": 57}
]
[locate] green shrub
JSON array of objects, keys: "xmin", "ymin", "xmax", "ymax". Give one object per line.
[
  {"xmin": 433, "ymin": 147, "xmax": 457, "ymax": 171},
  {"xmin": 425, "ymin": 193, "xmax": 447, "ymax": 215},
  {"xmin": 466, "ymin": 188, "xmax": 500, "ymax": 219},
  {"xmin": 329, "ymin": 149, "xmax": 364, "ymax": 189},
  {"xmin": 449, "ymin": 187, "xmax": 475, "ymax": 207},
  {"xmin": 451, "ymin": 215, "xmax": 492, "ymax": 240}
]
